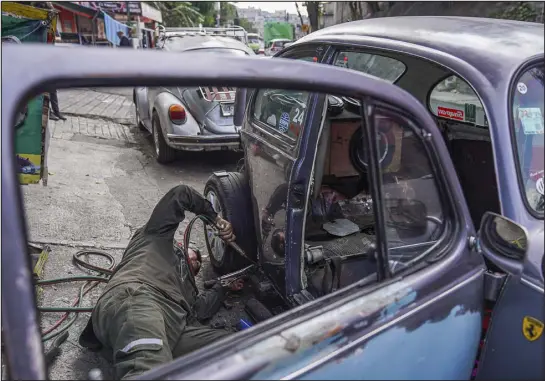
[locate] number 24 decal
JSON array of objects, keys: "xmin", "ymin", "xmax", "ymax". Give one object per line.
[{"xmin": 293, "ymin": 108, "xmax": 305, "ymax": 125}]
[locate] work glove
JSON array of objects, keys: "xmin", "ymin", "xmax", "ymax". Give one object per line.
[{"xmin": 215, "ymin": 216, "xmax": 235, "ymax": 243}]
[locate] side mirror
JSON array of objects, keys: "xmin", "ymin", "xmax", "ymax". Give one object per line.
[
  {"xmin": 479, "ymin": 212, "xmax": 528, "ymax": 273},
  {"xmin": 234, "ymin": 88, "xmax": 247, "ymax": 128}
]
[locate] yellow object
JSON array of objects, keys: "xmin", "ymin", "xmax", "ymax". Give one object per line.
[
  {"xmin": 1, "ymin": 2, "xmax": 57, "ymax": 33},
  {"xmin": 522, "ymin": 316, "xmax": 543, "ymax": 342},
  {"xmin": 17, "ymin": 154, "xmax": 42, "ymax": 185}
]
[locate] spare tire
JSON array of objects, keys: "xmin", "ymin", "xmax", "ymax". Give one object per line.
[{"xmin": 204, "ymin": 172, "xmax": 258, "ymax": 274}]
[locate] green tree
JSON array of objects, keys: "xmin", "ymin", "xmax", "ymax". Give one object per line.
[
  {"xmin": 149, "ymin": 2, "xmax": 203, "ymax": 27},
  {"xmin": 238, "ymin": 18, "xmax": 257, "ymax": 33}
]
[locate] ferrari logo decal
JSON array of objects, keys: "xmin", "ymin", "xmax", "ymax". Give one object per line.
[{"xmin": 522, "ymin": 316, "xmax": 544, "ymax": 342}]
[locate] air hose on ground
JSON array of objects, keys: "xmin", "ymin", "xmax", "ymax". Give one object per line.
[{"xmin": 37, "ymin": 214, "xmax": 217, "ymax": 343}]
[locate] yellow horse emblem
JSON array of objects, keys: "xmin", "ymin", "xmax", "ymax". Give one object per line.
[{"xmin": 522, "ymin": 316, "xmax": 544, "ymax": 342}]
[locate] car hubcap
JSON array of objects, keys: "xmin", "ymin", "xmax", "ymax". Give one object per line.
[
  {"xmin": 206, "ymin": 190, "xmax": 225, "ymax": 262},
  {"xmin": 153, "ymin": 120, "xmax": 160, "ymax": 157}
]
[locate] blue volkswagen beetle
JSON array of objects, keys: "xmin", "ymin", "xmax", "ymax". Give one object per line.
[{"xmin": 1, "ymin": 16, "xmax": 543, "ymax": 381}]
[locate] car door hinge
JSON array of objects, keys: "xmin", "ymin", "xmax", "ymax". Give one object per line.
[
  {"xmin": 468, "ymin": 235, "xmax": 481, "ymax": 252},
  {"xmin": 484, "ymin": 271, "xmax": 507, "ymax": 302}
]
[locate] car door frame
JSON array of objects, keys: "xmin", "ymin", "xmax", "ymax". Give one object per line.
[
  {"xmin": 241, "ymin": 44, "xmax": 333, "ymax": 299},
  {"xmin": 3, "ymin": 44, "xmax": 483, "ymax": 381}
]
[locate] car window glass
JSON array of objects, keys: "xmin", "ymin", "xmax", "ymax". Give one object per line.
[
  {"xmin": 511, "ymin": 64, "xmax": 544, "ymax": 215},
  {"xmin": 375, "ymin": 111, "xmax": 446, "ymax": 274},
  {"xmin": 429, "ymin": 75, "xmax": 488, "ymax": 127},
  {"xmin": 251, "ymin": 49, "xmax": 323, "ymax": 150},
  {"xmin": 333, "ymin": 51, "xmax": 405, "ymax": 83}
]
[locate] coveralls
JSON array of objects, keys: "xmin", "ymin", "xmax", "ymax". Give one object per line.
[{"xmin": 79, "ymin": 185, "xmax": 230, "ymax": 379}]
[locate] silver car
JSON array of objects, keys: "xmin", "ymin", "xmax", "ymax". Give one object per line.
[{"xmin": 133, "ymin": 28, "xmax": 255, "ymax": 163}]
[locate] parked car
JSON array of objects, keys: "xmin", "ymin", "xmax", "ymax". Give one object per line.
[
  {"xmin": 204, "ymin": 16, "xmax": 544, "ymax": 380},
  {"xmin": 133, "ymin": 28, "xmax": 255, "ymax": 163},
  {"xmin": 2, "ymin": 16, "xmax": 543, "ymax": 381},
  {"xmin": 265, "ymin": 38, "xmax": 292, "ymax": 56}
]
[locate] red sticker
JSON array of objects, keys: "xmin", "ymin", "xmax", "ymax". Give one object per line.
[{"xmin": 438, "ymin": 106, "xmax": 464, "ymax": 121}]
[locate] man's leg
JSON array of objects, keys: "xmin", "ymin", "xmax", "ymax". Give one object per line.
[
  {"xmin": 93, "ymin": 283, "xmax": 175, "ymax": 380},
  {"xmin": 172, "ymin": 324, "xmax": 231, "ymax": 358},
  {"xmin": 49, "ymin": 90, "xmax": 66, "ymax": 120}
]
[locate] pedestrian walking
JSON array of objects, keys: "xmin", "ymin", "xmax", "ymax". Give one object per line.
[{"xmin": 117, "ymin": 31, "xmax": 131, "ymax": 48}]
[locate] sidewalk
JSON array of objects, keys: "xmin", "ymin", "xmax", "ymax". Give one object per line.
[{"xmin": 57, "ymin": 88, "xmax": 135, "ymax": 125}]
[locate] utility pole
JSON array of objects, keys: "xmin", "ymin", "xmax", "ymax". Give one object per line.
[
  {"xmin": 216, "ymin": 1, "xmax": 221, "ymax": 27},
  {"xmin": 295, "ymin": 2, "xmax": 306, "ymax": 34}
]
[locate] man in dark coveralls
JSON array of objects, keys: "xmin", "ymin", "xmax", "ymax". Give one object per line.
[{"xmin": 79, "ymin": 185, "xmax": 242, "ymax": 379}]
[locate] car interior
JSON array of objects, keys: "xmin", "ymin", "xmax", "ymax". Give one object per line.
[{"xmin": 226, "ymin": 54, "xmax": 504, "ymax": 323}]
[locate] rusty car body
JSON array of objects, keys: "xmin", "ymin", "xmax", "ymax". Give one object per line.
[{"xmin": 1, "ymin": 16, "xmax": 543, "ymax": 381}]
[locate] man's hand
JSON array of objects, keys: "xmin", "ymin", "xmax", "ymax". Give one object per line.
[
  {"xmin": 228, "ymin": 279, "xmax": 244, "ymax": 291},
  {"xmin": 215, "ymin": 216, "xmax": 235, "ymax": 243}
]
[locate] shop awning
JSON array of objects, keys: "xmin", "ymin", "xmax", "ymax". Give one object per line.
[{"xmin": 52, "ymin": 2, "xmax": 103, "ymax": 19}]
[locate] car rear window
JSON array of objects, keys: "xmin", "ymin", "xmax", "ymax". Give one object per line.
[
  {"xmin": 333, "ymin": 51, "xmax": 406, "ymax": 83},
  {"xmin": 429, "ymin": 75, "xmax": 488, "ymax": 127}
]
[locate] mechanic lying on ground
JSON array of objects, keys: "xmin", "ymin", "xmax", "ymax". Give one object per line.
[{"xmin": 79, "ymin": 185, "xmax": 243, "ymax": 380}]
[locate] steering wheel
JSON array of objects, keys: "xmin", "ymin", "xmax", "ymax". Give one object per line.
[{"xmin": 269, "ymin": 92, "xmax": 306, "ymax": 109}]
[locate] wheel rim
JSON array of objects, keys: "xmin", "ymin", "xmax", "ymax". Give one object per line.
[
  {"xmin": 206, "ymin": 190, "xmax": 225, "ymax": 262},
  {"xmin": 153, "ymin": 118, "xmax": 160, "ymax": 157}
]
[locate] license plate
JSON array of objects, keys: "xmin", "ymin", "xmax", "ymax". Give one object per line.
[{"xmin": 220, "ymin": 103, "xmax": 235, "ymax": 117}]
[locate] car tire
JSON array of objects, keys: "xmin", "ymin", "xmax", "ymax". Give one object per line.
[
  {"xmin": 204, "ymin": 172, "xmax": 257, "ymax": 274},
  {"xmin": 152, "ymin": 111, "xmax": 176, "ymax": 164}
]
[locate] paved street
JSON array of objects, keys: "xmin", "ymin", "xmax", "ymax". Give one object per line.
[{"xmin": 22, "ymin": 88, "xmax": 242, "ymax": 380}]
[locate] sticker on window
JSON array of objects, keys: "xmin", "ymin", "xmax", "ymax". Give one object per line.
[
  {"xmin": 517, "ymin": 82, "xmax": 528, "ymax": 95},
  {"xmin": 278, "ymin": 112, "xmax": 290, "ymax": 133},
  {"xmin": 518, "ymin": 108, "xmax": 544, "ymax": 135},
  {"xmin": 438, "ymin": 106, "xmax": 464, "ymax": 121}
]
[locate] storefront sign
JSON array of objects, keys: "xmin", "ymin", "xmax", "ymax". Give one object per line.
[
  {"xmin": 77, "ymin": 2, "xmax": 142, "ymax": 15},
  {"xmin": 141, "ymin": 2, "xmax": 162, "ymax": 23}
]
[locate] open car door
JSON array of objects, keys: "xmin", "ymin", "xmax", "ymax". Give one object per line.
[{"xmin": 3, "ymin": 45, "xmax": 485, "ymax": 380}]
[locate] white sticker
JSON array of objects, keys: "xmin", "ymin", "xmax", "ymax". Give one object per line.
[
  {"xmin": 536, "ymin": 177, "xmax": 544, "ymax": 196},
  {"xmin": 292, "ymin": 108, "xmax": 305, "ymax": 125},
  {"xmin": 519, "ymin": 108, "xmax": 544, "ymax": 135},
  {"xmin": 278, "ymin": 112, "xmax": 290, "ymax": 133},
  {"xmin": 517, "ymin": 82, "xmax": 528, "ymax": 94}
]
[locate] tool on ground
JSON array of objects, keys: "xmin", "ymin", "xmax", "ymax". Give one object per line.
[
  {"xmin": 44, "ymin": 331, "xmax": 69, "ymax": 365},
  {"xmin": 204, "ymin": 264, "xmax": 256, "ymax": 289}
]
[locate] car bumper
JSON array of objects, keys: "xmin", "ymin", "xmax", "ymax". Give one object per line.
[{"xmin": 166, "ymin": 133, "xmax": 241, "ymax": 151}]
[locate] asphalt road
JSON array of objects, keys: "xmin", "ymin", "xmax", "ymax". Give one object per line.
[{"xmin": 21, "ymin": 87, "xmax": 245, "ymax": 380}]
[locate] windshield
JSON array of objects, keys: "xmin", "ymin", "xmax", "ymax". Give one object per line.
[
  {"xmin": 248, "ymin": 37, "xmax": 260, "ymax": 44},
  {"xmin": 272, "ymin": 40, "xmax": 289, "ymax": 48},
  {"xmin": 512, "ymin": 63, "xmax": 544, "ymax": 215}
]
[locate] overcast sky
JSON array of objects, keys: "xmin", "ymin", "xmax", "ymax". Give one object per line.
[{"xmin": 238, "ymin": 1, "xmax": 308, "ymax": 16}]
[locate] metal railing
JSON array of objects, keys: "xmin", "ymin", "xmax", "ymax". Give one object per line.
[{"xmin": 157, "ymin": 25, "xmax": 248, "ymax": 44}]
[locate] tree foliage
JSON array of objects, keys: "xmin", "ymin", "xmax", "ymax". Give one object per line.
[{"xmin": 150, "ymin": 2, "xmax": 203, "ymax": 27}]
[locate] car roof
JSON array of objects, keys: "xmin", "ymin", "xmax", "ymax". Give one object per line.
[
  {"xmin": 271, "ymin": 38, "xmax": 292, "ymax": 42},
  {"xmin": 297, "ymin": 16, "xmax": 543, "ymax": 79},
  {"xmin": 162, "ymin": 35, "xmax": 254, "ymax": 55}
]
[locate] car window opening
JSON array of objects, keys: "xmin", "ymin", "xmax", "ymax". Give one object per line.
[
  {"xmin": 429, "ymin": 75, "xmax": 501, "ymax": 228},
  {"xmin": 293, "ymin": 96, "xmax": 447, "ymax": 297}
]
